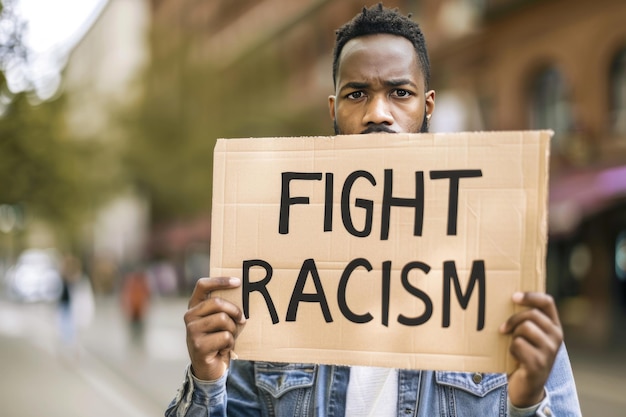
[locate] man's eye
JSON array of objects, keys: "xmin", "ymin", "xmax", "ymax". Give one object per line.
[
  {"xmin": 347, "ymin": 91, "xmax": 364, "ymax": 100},
  {"xmin": 393, "ymin": 89, "xmax": 411, "ymax": 97}
]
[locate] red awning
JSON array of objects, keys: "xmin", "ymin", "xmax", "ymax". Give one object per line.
[{"xmin": 549, "ymin": 165, "xmax": 626, "ymax": 236}]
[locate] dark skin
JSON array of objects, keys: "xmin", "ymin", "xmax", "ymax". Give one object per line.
[
  {"xmin": 185, "ymin": 277, "xmax": 246, "ymax": 382},
  {"xmin": 184, "ymin": 33, "xmax": 563, "ymax": 408}
]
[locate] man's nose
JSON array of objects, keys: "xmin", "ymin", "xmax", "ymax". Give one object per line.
[{"xmin": 363, "ymin": 96, "xmax": 393, "ymax": 126}]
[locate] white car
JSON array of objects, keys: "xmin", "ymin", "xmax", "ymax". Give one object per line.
[{"xmin": 5, "ymin": 249, "xmax": 63, "ymax": 302}]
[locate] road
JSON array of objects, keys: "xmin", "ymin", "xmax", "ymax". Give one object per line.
[
  {"xmin": 568, "ymin": 346, "xmax": 626, "ymax": 417},
  {"xmin": 0, "ymin": 295, "xmax": 624, "ymax": 416},
  {"xmin": 0, "ymin": 295, "xmax": 188, "ymax": 417}
]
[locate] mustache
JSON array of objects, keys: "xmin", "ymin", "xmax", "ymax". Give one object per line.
[{"xmin": 360, "ymin": 124, "xmax": 396, "ymax": 134}]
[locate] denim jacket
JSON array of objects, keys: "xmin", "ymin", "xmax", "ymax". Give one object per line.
[{"xmin": 165, "ymin": 344, "xmax": 581, "ymax": 417}]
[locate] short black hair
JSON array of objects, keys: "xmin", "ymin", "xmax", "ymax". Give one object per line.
[{"xmin": 332, "ymin": 3, "xmax": 431, "ymax": 90}]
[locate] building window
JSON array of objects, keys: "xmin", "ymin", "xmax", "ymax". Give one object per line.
[
  {"xmin": 610, "ymin": 48, "xmax": 626, "ymax": 135},
  {"xmin": 529, "ymin": 67, "xmax": 572, "ymax": 149}
]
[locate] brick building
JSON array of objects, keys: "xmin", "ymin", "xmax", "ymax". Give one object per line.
[{"xmin": 427, "ymin": 0, "xmax": 626, "ymax": 349}]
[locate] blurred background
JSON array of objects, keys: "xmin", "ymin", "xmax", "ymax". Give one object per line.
[{"xmin": 0, "ymin": 0, "xmax": 625, "ymax": 415}]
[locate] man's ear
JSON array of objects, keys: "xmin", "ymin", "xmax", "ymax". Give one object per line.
[
  {"xmin": 328, "ymin": 95, "xmax": 336, "ymax": 123},
  {"xmin": 425, "ymin": 90, "xmax": 435, "ymax": 118}
]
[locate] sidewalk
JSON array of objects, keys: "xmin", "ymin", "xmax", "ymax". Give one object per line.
[
  {"xmin": 0, "ymin": 295, "xmax": 186, "ymax": 417},
  {"xmin": 567, "ymin": 345, "xmax": 626, "ymax": 416},
  {"xmin": 80, "ymin": 295, "xmax": 190, "ymax": 412}
]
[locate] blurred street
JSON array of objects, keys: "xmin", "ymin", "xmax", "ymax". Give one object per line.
[
  {"xmin": 568, "ymin": 346, "xmax": 626, "ymax": 417},
  {"xmin": 0, "ymin": 294, "xmax": 624, "ymax": 416},
  {"xmin": 0, "ymin": 295, "xmax": 189, "ymax": 417}
]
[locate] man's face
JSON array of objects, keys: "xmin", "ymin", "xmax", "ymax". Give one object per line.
[{"xmin": 329, "ymin": 34, "xmax": 435, "ymax": 135}]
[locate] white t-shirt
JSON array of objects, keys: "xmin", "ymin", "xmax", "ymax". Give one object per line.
[{"xmin": 345, "ymin": 366, "xmax": 398, "ymax": 417}]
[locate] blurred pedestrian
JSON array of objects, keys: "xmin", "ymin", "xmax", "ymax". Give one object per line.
[
  {"xmin": 120, "ymin": 269, "xmax": 151, "ymax": 347},
  {"xmin": 57, "ymin": 254, "xmax": 95, "ymax": 358},
  {"xmin": 57, "ymin": 263, "xmax": 75, "ymax": 348}
]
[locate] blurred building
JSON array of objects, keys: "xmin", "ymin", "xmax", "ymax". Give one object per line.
[
  {"xmin": 145, "ymin": 0, "xmax": 626, "ymax": 347},
  {"xmin": 61, "ymin": 0, "xmax": 150, "ymax": 292},
  {"xmin": 426, "ymin": 0, "xmax": 626, "ymax": 350}
]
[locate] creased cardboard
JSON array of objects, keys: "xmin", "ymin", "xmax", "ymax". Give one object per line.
[{"xmin": 210, "ymin": 131, "xmax": 552, "ymax": 373}]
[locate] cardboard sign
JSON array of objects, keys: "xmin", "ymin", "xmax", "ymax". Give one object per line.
[{"xmin": 210, "ymin": 131, "xmax": 551, "ymax": 373}]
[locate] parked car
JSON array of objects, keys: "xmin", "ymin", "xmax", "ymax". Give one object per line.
[{"xmin": 5, "ymin": 249, "xmax": 63, "ymax": 302}]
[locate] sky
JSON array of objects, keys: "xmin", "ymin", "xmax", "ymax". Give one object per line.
[{"xmin": 6, "ymin": 0, "xmax": 107, "ymax": 99}]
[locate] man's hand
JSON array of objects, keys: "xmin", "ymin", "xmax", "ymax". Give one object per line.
[
  {"xmin": 500, "ymin": 292, "xmax": 563, "ymax": 408},
  {"xmin": 184, "ymin": 277, "xmax": 246, "ymax": 381}
]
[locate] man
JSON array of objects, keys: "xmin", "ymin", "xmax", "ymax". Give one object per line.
[{"xmin": 166, "ymin": 4, "xmax": 581, "ymax": 416}]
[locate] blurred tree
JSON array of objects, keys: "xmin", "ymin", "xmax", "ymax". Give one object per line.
[
  {"xmin": 0, "ymin": 79, "xmax": 117, "ymax": 247},
  {"xmin": 123, "ymin": 27, "xmax": 330, "ymax": 225},
  {"xmin": 122, "ymin": 48, "xmax": 218, "ymax": 224},
  {"xmin": 0, "ymin": 0, "xmax": 118, "ymax": 250}
]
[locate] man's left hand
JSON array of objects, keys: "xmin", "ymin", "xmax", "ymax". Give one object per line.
[{"xmin": 500, "ymin": 291, "xmax": 563, "ymax": 408}]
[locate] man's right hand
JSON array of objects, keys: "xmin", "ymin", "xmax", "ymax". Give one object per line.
[{"xmin": 184, "ymin": 277, "xmax": 246, "ymax": 381}]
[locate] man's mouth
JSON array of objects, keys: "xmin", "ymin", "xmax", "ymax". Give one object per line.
[{"xmin": 361, "ymin": 125, "xmax": 396, "ymax": 134}]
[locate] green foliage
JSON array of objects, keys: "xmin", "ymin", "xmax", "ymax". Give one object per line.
[
  {"xmin": 0, "ymin": 0, "xmax": 120, "ymax": 250},
  {"xmin": 0, "ymin": 92, "xmax": 117, "ymax": 245},
  {"xmin": 123, "ymin": 29, "xmax": 331, "ymax": 225}
]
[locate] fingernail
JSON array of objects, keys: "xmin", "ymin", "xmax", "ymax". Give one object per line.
[
  {"xmin": 229, "ymin": 277, "xmax": 241, "ymax": 286},
  {"xmin": 512, "ymin": 292, "xmax": 523, "ymax": 302},
  {"xmin": 499, "ymin": 323, "xmax": 506, "ymax": 333}
]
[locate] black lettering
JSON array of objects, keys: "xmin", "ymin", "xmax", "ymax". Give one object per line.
[
  {"xmin": 442, "ymin": 260, "xmax": 486, "ymax": 330},
  {"xmin": 279, "ymin": 172, "xmax": 323, "ymax": 234},
  {"xmin": 341, "ymin": 170, "xmax": 376, "ymax": 237},
  {"xmin": 242, "ymin": 260, "xmax": 279, "ymax": 324},
  {"xmin": 430, "ymin": 170, "xmax": 482, "ymax": 235},
  {"xmin": 381, "ymin": 170, "xmax": 425, "ymax": 240},
  {"xmin": 324, "ymin": 173, "xmax": 334, "ymax": 232},
  {"xmin": 398, "ymin": 261, "xmax": 433, "ymax": 326},
  {"xmin": 286, "ymin": 259, "xmax": 333, "ymax": 323},
  {"xmin": 337, "ymin": 258, "xmax": 374, "ymax": 324},
  {"xmin": 382, "ymin": 260, "xmax": 391, "ymax": 327}
]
